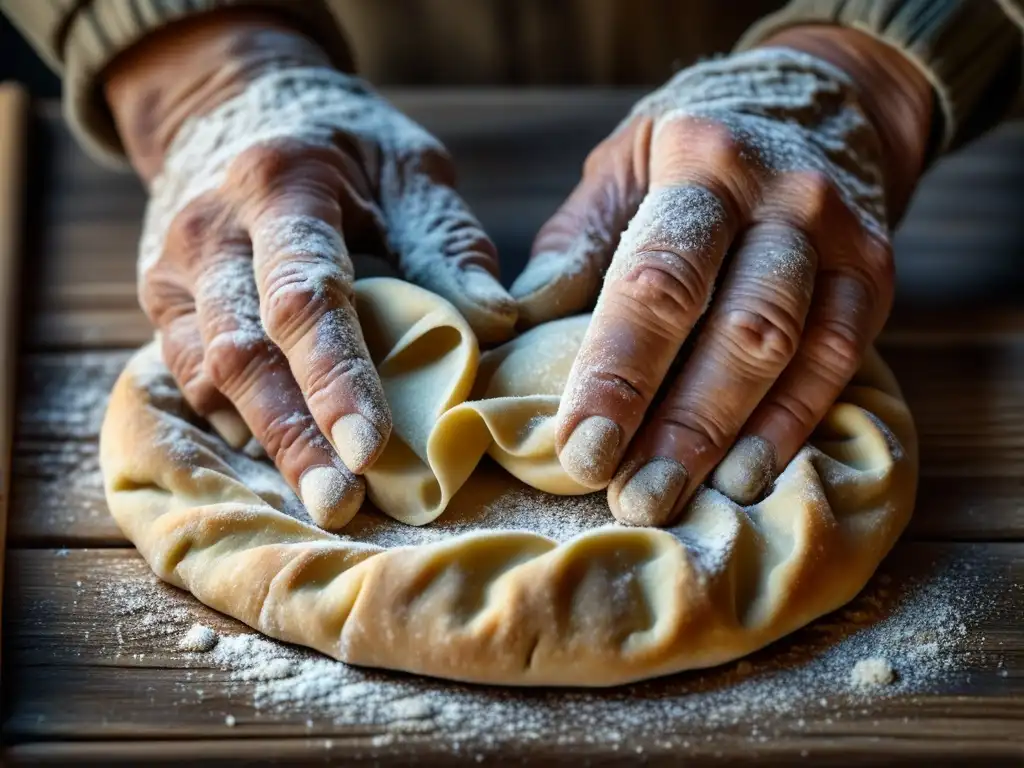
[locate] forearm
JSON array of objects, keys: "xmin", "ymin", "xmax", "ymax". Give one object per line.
[
  {"xmin": 737, "ymin": 0, "xmax": 1023, "ymax": 159},
  {"xmin": 756, "ymin": 25, "xmax": 934, "ymax": 225},
  {"xmin": 1, "ymin": 0, "xmax": 351, "ymax": 166},
  {"xmin": 105, "ymin": 10, "xmax": 334, "ymax": 183}
]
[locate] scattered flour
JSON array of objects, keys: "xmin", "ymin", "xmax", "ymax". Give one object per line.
[
  {"xmin": 101, "ymin": 554, "xmax": 1001, "ymax": 750},
  {"xmin": 179, "ymin": 623, "xmax": 218, "ymax": 653}
]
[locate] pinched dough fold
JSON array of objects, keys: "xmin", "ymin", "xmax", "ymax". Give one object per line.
[{"xmin": 100, "ymin": 277, "xmax": 917, "ymax": 686}]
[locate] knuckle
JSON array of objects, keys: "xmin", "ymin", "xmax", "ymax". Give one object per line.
[
  {"xmin": 615, "ymin": 253, "xmax": 708, "ymax": 337},
  {"xmin": 809, "ymin": 319, "xmax": 862, "ymax": 383},
  {"xmin": 658, "ymin": 119, "xmax": 744, "ymax": 171},
  {"xmin": 766, "ymin": 171, "xmax": 835, "ymax": 231},
  {"xmin": 582, "ymin": 133, "xmax": 625, "ymax": 177},
  {"xmin": 589, "ymin": 366, "xmax": 649, "ymax": 407},
  {"xmin": 138, "ymin": 274, "xmax": 182, "ymax": 323},
  {"xmin": 234, "ymin": 142, "xmax": 301, "ymax": 194},
  {"xmin": 793, "ymin": 171, "xmax": 833, "ymax": 220},
  {"xmin": 656, "ymin": 403, "xmax": 729, "ymax": 453},
  {"xmin": 261, "ymin": 263, "xmax": 345, "ymax": 343},
  {"xmin": 203, "ymin": 330, "xmax": 268, "ymax": 393},
  {"xmin": 261, "ymin": 410, "xmax": 319, "ymax": 466},
  {"xmin": 162, "ymin": 335, "xmax": 201, "ymax": 387},
  {"xmin": 305, "ymin": 354, "xmax": 378, "ymax": 406},
  {"xmin": 166, "ymin": 197, "xmax": 225, "ymax": 257},
  {"xmin": 763, "ymin": 392, "xmax": 817, "ymax": 433},
  {"xmin": 718, "ymin": 307, "xmax": 800, "ymax": 371}
]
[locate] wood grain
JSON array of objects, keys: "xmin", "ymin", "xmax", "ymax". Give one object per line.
[
  {"xmin": 2, "ymin": 545, "xmax": 1021, "ymax": 764},
  {"xmin": 8, "ymin": 346, "xmax": 1024, "ymax": 545}
]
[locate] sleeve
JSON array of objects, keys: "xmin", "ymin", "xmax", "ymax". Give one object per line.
[
  {"xmin": 735, "ymin": 0, "xmax": 1024, "ymax": 154},
  {"xmin": 0, "ymin": 0, "xmax": 353, "ymax": 166}
]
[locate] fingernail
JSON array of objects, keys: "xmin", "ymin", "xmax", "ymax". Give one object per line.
[
  {"xmin": 461, "ymin": 266, "xmax": 518, "ymax": 343},
  {"xmin": 332, "ymin": 413, "xmax": 385, "ymax": 473},
  {"xmin": 208, "ymin": 409, "xmax": 251, "ymax": 450},
  {"xmin": 511, "ymin": 251, "xmax": 592, "ymax": 328},
  {"xmin": 711, "ymin": 435, "xmax": 777, "ymax": 506},
  {"xmin": 560, "ymin": 415, "xmax": 622, "ymax": 489},
  {"xmin": 510, "ymin": 251, "xmax": 567, "ymax": 299},
  {"xmin": 300, "ymin": 465, "xmax": 363, "ymax": 530},
  {"xmin": 462, "ymin": 265, "xmax": 513, "ymax": 308},
  {"xmin": 242, "ymin": 437, "xmax": 267, "ymax": 460},
  {"xmin": 613, "ymin": 457, "xmax": 688, "ymax": 527}
]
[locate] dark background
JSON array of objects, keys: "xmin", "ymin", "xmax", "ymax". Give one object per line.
[
  {"xmin": 4, "ymin": 6, "xmax": 1024, "ymax": 306},
  {"xmin": 1, "ymin": 16, "xmax": 59, "ymax": 96}
]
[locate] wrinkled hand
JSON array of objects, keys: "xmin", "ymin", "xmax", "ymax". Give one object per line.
[
  {"xmin": 512, "ymin": 47, "xmax": 906, "ymax": 526},
  {"xmin": 109, "ymin": 20, "xmax": 515, "ymax": 530}
]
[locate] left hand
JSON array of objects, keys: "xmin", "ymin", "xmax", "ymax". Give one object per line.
[{"xmin": 511, "ymin": 40, "xmax": 931, "ymax": 526}]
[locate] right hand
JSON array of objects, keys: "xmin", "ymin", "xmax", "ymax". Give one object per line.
[{"xmin": 106, "ymin": 13, "xmax": 517, "ymax": 529}]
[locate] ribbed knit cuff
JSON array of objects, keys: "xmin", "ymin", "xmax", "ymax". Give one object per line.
[
  {"xmin": 59, "ymin": 0, "xmax": 354, "ymax": 168},
  {"xmin": 736, "ymin": 0, "xmax": 1023, "ymax": 155}
]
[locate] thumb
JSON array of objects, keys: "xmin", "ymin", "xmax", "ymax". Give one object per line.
[
  {"xmin": 512, "ymin": 118, "xmax": 650, "ymax": 327},
  {"xmin": 383, "ymin": 148, "xmax": 517, "ymax": 344}
]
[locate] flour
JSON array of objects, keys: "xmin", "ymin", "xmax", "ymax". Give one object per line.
[
  {"xmin": 102, "ymin": 550, "xmax": 997, "ymax": 751},
  {"xmin": 850, "ymin": 657, "xmax": 895, "ymax": 688},
  {"xmin": 179, "ymin": 623, "xmax": 218, "ymax": 652},
  {"xmin": 340, "ymin": 463, "xmax": 616, "ymax": 548}
]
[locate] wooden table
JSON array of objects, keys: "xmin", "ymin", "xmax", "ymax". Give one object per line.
[{"xmin": 2, "ymin": 94, "xmax": 1023, "ymax": 766}]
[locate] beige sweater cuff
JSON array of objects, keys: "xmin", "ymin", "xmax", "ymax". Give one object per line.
[
  {"xmin": 3, "ymin": 0, "xmax": 352, "ymax": 167},
  {"xmin": 735, "ymin": 0, "xmax": 1024, "ymax": 155}
]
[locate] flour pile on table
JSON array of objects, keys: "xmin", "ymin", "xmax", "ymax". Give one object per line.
[{"xmin": 101, "ymin": 555, "xmax": 996, "ymax": 748}]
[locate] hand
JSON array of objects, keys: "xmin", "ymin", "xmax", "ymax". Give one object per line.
[
  {"xmin": 106, "ymin": 13, "xmax": 516, "ymax": 529},
  {"xmin": 511, "ymin": 32, "xmax": 932, "ymax": 526}
]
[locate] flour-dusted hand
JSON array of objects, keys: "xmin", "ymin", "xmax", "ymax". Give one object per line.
[
  {"xmin": 106, "ymin": 15, "xmax": 516, "ymax": 529},
  {"xmin": 512, "ymin": 40, "xmax": 932, "ymax": 526}
]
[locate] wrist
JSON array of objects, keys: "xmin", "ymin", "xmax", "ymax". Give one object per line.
[
  {"xmin": 758, "ymin": 25, "xmax": 935, "ymax": 224},
  {"xmin": 104, "ymin": 9, "xmax": 333, "ymax": 182}
]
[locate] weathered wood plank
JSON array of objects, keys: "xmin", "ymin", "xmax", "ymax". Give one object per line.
[
  {"xmin": 21, "ymin": 101, "xmax": 1024, "ymax": 349},
  {"xmin": 4, "ymin": 732, "xmax": 1021, "ymax": 767},
  {"xmin": 10, "ymin": 345, "xmax": 1024, "ymax": 545},
  {"xmin": 2, "ymin": 544, "xmax": 1021, "ymax": 763}
]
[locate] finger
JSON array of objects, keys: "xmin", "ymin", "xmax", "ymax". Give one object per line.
[
  {"xmin": 382, "ymin": 144, "xmax": 517, "ymax": 343},
  {"xmin": 555, "ymin": 182, "xmax": 740, "ymax": 489},
  {"xmin": 194, "ymin": 250, "xmax": 364, "ymax": 530},
  {"xmin": 512, "ymin": 119, "xmax": 650, "ymax": 327},
  {"xmin": 160, "ymin": 311, "xmax": 251, "ymax": 449},
  {"xmin": 138, "ymin": 202, "xmax": 252, "ymax": 450},
  {"xmin": 233, "ymin": 142, "xmax": 393, "ymax": 475},
  {"xmin": 609, "ymin": 222, "xmax": 817, "ymax": 525},
  {"xmin": 713, "ymin": 262, "xmax": 888, "ymax": 503}
]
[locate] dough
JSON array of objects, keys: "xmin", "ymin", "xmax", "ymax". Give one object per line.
[{"xmin": 100, "ymin": 278, "xmax": 918, "ymax": 687}]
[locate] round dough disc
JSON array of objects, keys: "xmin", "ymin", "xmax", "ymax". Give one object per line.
[{"xmin": 100, "ymin": 277, "xmax": 917, "ymax": 686}]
